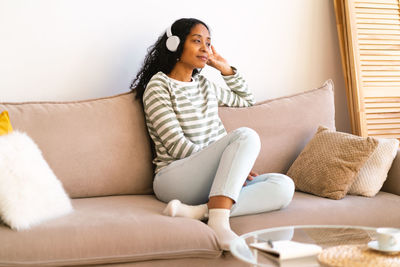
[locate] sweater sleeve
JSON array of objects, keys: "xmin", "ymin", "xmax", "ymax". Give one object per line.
[
  {"xmin": 143, "ymin": 84, "xmax": 201, "ymax": 160},
  {"xmin": 213, "ymin": 67, "xmax": 255, "ymax": 107}
]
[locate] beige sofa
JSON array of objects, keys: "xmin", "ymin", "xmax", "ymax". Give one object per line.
[{"xmin": 1, "ymin": 81, "xmax": 399, "ymax": 267}]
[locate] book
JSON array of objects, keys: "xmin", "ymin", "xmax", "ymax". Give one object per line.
[{"xmin": 250, "ymin": 240, "xmax": 322, "ymax": 261}]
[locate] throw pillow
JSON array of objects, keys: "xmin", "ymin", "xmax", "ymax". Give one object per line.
[
  {"xmin": 287, "ymin": 126, "xmax": 378, "ymax": 200},
  {"xmin": 0, "ymin": 111, "xmax": 13, "ymax": 136},
  {"xmin": 348, "ymin": 138, "xmax": 399, "ymax": 197},
  {"xmin": 0, "ymin": 131, "xmax": 73, "ymax": 230}
]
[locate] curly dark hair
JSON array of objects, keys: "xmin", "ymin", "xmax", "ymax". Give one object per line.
[{"xmin": 130, "ymin": 18, "xmax": 209, "ymax": 99}]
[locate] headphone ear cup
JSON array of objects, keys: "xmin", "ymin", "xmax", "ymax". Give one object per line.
[{"xmin": 166, "ymin": 35, "xmax": 180, "ymax": 52}]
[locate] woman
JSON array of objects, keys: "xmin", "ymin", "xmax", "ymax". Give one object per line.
[{"xmin": 131, "ymin": 18, "xmax": 295, "ymax": 251}]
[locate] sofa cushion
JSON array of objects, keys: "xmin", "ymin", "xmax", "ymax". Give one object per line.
[
  {"xmin": 0, "ymin": 93, "xmax": 154, "ymax": 198},
  {"xmin": 287, "ymin": 126, "xmax": 378, "ymax": 200},
  {"xmin": 219, "ymin": 79, "xmax": 335, "ymax": 174},
  {"xmin": 231, "ymin": 191, "xmax": 400, "ymax": 235},
  {"xmin": 0, "ymin": 195, "xmax": 221, "ymax": 267}
]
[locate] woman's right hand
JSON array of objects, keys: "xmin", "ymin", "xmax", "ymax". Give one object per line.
[
  {"xmin": 243, "ymin": 171, "xmax": 259, "ymax": 186},
  {"xmin": 207, "ymin": 45, "xmax": 234, "ymax": 76}
]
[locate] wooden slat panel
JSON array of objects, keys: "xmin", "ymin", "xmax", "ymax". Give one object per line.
[
  {"xmin": 361, "ymin": 61, "xmax": 400, "ymax": 65},
  {"xmin": 366, "ymin": 112, "xmax": 400, "ymax": 119},
  {"xmin": 366, "ymin": 108, "xmax": 400, "ymax": 113},
  {"xmin": 360, "ymin": 44, "xmax": 400, "ymax": 50},
  {"xmin": 360, "ymin": 55, "xmax": 400, "ymax": 60},
  {"xmin": 357, "ymin": 19, "xmax": 400, "ymax": 25},
  {"xmin": 365, "ymin": 102, "xmax": 400, "ymax": 108},
  {"xmin": 368, "ymin": 97, "xmax": 400, "ymax": 101},
  {"xmin": 355, "ymin": 4, "xmax": 399, "ymax": 10},
  {"xmin": 364, "ymin": 82, "xmax": 400, "ymax": 87},
  {"xmin": 359, "ymin": 40, "xmax": 400, "ymax": 45},
  {"xmin": 361, "ymin": 71, "xmax": 400, "ymax": 76},
  {"xmin": 358, "ymin": 20, "xmax": 400, "ymax": 24},
  {"xmin": 358, "ymin": 29, "xmax": 400, "ymax": 34},
  {"xmin": 367, "ymin": 134, "xmax": 400, "ymax": 139},
  {"xmin": 364, "ymin": 88, "xmax": 400, "ymax": 96},
  {"xmin": 358, "ymin": 20, "xmax": 400, "ymax": 25},
  {"xmin": 356, "ymin": 9, "xmax": 399, "ymax": 14},
  {"xmin": 367, "ymin": 124, "xmax": 400, "ymax": 130},
  {"xmin": 356, "ymin": 0, "xmax": 399, "ymax": 4},
  {"xmin": 368, "ymin": 125, "xmax": 400, "ymax": 130},
  {"xmin": 363, "ymin": 77, "xmax": 400, "ymax": 81},
  {"xmin": 362, "ymin": 66, "xmax": 400, "ymax": 70},
  {"xmin": 365, "ymin": 97, "xmax": 400, "ymax": 102},
  {"xmin": 357, "ymin": 23, "xmax": 400, "ymax": 30},
  {"xmin": 334, "ymin": 0, "xmax": 400, "ymax": 139},
  {"xmin": 360, "ymin": 50, "xmax": 400, "ymax": 55},
  {"xmin": 358, "ymin": 34, "xmax": 400, "ymax": 40},
  {"xmin": 367, "ymin": 118, "xmax": 400, "ymax": 124},
  {"xmin": 357, "ymin": 13, "xmax": 400, "ymax": 19},
  {"xmin": 365, "ymin": 100, "xmax": 400, "ymax": 104},
  {"xmin": 368, "ymin": 129, "xmax": 400, "ymax": 135}
]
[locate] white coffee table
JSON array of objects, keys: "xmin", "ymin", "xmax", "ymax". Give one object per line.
[{"xmin": 230, "ymin": 225, "xmax": 383, "ymax": 266}]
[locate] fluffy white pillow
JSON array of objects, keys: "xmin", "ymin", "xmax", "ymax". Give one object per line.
[{"xmin": 0, "ymin": 131, "xmax": 73, "ymax": 230}]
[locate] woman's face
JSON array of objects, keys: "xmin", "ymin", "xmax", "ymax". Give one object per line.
[{"xmin": 178, "ymin": 23, "xmax": 211, "ymax": 70}]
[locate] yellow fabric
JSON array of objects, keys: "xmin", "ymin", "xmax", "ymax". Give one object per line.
[{"xmin": 0, "ymin": 111, "xmax": 13, "ymax": 135}]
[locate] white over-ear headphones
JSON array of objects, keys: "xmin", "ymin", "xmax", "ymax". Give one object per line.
[{"xmin": 166, "ymin": 26, "xmax": 180, "ymax": 52}]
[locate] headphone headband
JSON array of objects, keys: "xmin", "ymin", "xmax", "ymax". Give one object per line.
[{"xmin": 166, "ymin": 26, "xmax": 173, "ymax": 38}]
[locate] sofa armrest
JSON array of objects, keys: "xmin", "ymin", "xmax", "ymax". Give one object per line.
[{"xmin": 382, "ymin": 148, "xmax": 400, "ymax": 196}]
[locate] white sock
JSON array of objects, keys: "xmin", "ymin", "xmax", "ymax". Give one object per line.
[
  {"xmin": 163, "ymin": 199, "xmax": 208, "ymax": 220},
  {"xmin": 207, "ymin": 209, "xmax": 239, "ymax": 251}
]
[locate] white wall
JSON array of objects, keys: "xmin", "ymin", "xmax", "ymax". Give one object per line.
[{"xmin": 0, "ymin": 0, "xmax": 350, "ymax": 132}]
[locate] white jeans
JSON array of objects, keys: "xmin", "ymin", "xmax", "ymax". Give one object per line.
[{"xmin": 153, "ymin": 127, "xmax": 295, "ymax": 217}]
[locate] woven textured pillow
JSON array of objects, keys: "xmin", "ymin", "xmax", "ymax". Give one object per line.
[
  {"xmin": 348, "ymin": 138, "xmax": 399, "ymax": 197},
  {"xmin": 287, "ymin": 126, "xmax": 378, "ymax": 200}
]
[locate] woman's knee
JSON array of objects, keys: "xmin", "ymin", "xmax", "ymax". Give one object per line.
[
  {"xmin": 233, "ymin": 127, "xmax": 261, "ymax": 152},
  {"xmin": 153, "ymin": 174, "xmax": 209, "ymax": 205},
  {"xmin": 267, "ymin": 173, "xmax": 295, "ymax": 208},
  {"xmin": 153, "ymin": 174, "xmax": 178, "ymax": 203},
  {"xmin": 153, "ymin": 177, "xmax": 169, "ymax": 203}
]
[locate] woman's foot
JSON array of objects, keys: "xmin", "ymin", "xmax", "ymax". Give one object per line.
[
  {"xmin": 207, "ymin": 208, "xmax": 238, "ymax": 251},
  {"xmin": 163, "ymin": 199, "xmax": 208, "ymax": 220}
]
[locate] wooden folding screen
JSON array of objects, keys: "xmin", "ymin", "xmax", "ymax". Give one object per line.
[{"xmin": 334, "ymin": 0, "xmax": 400, "ymax": 141}]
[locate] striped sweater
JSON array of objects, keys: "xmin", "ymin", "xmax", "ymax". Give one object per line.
[{"xmin": 143, "ymin": 69, "xmax": 255, "ymax": 173}]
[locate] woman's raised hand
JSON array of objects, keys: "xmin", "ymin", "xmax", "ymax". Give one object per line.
[{"xmin": 207, "ymin": 45, "xmax": 234, "ymax": 76}]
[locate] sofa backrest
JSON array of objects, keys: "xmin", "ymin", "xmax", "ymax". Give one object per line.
[
  {"xmin": 0, "ymin": 93, "xmax": 154, "ymax": 198},
  {"xmin": 0, "ymin": 80, "xmax": 335, "ymax": 199},
  {"xmin": 219, "ymin": 79, "xmax": 335, "ymax": 174}
]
